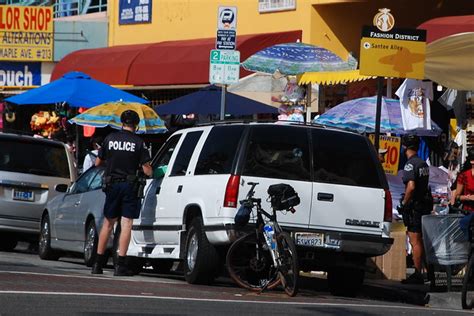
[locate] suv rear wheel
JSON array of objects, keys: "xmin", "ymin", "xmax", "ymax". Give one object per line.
[
  {"xmin": 38, "ymin": 214, "xmax": 60, "ymax": 261},
  {"xmin": 184, "ymin": 217, "xmax": 219, "ymax": 284},
  {"xmin": 328, "ymin": 267, "xmax": 365, "ymax": 297}
]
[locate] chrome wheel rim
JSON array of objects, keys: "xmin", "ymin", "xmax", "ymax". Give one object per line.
[
  {"xmin": 39, "ymin": 219, "xmax": 49, "ymax": 253},
  {"xmin": 84, "ymin": 224, "xmax": 96, "ymax": 261},
  {"xmin": 187, "ymin": 233, "xmax": 198, "ymax": 271}
]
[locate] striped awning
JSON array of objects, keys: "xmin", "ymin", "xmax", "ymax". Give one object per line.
[{"xmin": 297, "ymin": 70, "xmax": 375, "ymax": 85}]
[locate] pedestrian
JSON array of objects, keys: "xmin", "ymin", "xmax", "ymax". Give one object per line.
[
  {"xmin": 91, "ymin": 110, "xmax": 152, "ymax": 276},
  {"xmin": 82, "ymin": 135, "xmax": 103, "ymax": 173},
  {"xmin": 397, "ymin": 135, "xmax": 432, "ymax": 284},
  {"xmin": 378, "ymin": 148, "xmax": 388, "ymax": 163},
  {"xmin": 450, "ymin": 148, "xmax": 474, "ymax": 212}
]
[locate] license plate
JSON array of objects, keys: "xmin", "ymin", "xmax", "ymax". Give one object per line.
[
  {"xmin": 295, "ymin": 232, "xmax": 324, "ymax": 247},
  {"xmin": 12, "ymin": 189, "xmax": 34, "ymax": 202}
]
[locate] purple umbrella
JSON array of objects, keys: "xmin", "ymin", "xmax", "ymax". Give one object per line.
[{"xmin": 313, "ymin": 96, "xmax": 442, "ymax": 136}]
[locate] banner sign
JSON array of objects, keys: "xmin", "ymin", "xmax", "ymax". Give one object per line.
[
  {"xmin": 0, "ymin": 6, "xmax": 53, "ymax": 62},
  {"xmin": 0, "ymin": 62, "xmax": 41, "ymax": 86},
  {"xmin": 360, "ymin": 25, "xmax": 426, "ymax": 79},
  {"xmin": 119, "ymin": 0, "xmax": 152, "ymax": 25},
  {"xmin": 369, "ymin": 134, "xmax": 401, "ymax": 175}
]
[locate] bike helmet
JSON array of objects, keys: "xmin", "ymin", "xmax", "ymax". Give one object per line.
[
  {"xmin": 120, "ymin": 110, "xmax": 140, "ymax": 126},
  {"xmin": 402, "ymin": 134, "xmax": 420, "ymax": 150}
]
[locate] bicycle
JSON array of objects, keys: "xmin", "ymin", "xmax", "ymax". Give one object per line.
[
  {"xmin": 226, "ymin": 182, "xmax": 300, "ymax": 297},
  {"xmin": 461, "ymin": 215, "xmax": 474, "ymax": 310}
]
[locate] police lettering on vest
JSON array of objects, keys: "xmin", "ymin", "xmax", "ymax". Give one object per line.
[{"xmin": 108, "ymin": 140, "xmax": 136, "ymax": 152}]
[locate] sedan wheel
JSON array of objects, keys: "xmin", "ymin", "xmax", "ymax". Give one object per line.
[
  {"xmin": 38, "ymin": 214, "xmax": 59, "ymax": 261},
  {"xmin": 84, "ymin": 220, "xmax": 98, "ymax": 267}
]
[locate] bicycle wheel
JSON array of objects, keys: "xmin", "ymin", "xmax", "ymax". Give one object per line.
[
  {"xmin": 276, "ymin": 231, "xmax": 299, "ymax": 297},
  {"xmin": 226, "ymin": 232, "xmax": 281, "ymax": 291},
  {"xmin": 462, "ymin": 255, "xmax": 474, "ymax": 310}
]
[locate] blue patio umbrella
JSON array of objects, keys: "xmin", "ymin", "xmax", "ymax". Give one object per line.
[
  {"xmin": 241, "ymin": 42, "xmax": 358, "ymax": 76},
  {"xmin": 154, "ymin": 85, "xmax": 278, "ymax": 116},
  {"xmin": 5, "ymin": 71, "xmax": 148, "ymax": 108}
]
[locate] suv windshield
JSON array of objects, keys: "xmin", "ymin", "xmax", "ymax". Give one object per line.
[{"xmin": 0, "ymin": 138, "xmax": 70, "ymax": 178}]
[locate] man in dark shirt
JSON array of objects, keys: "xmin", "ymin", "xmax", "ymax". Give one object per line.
[
  {"xmin": 92, "ymin": 110, "xmax": 152, "ymax": 276},
  {"xmin": 398, "ymin": 135, "xmax": 431, "ymax": 284}
]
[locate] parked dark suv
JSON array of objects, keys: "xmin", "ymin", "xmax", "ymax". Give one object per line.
[
  {"xmin": 128, "ymin": 122, "xmax": 393, "ymax": 296},
  {"xmin": 0, "ymin": 133, "xmax": 77, "ymax": 250}
]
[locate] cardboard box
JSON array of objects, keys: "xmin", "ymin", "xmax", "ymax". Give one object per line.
[{"xmin": 368, "ymin": 223, "xmax": 407, "ymax": 281}]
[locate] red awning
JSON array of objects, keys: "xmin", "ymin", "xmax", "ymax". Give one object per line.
[
  {"xmin": 52, "ymin": 30, "xmax": 302, "ymax": 86},
  {"xmin": 417, "ymin": 15, "xmax": 474, "ymax": 43}
]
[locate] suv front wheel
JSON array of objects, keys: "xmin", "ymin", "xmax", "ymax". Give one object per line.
[{"xmin": 184, "ymin": 217, "xmax": 219, "ymax": 284}]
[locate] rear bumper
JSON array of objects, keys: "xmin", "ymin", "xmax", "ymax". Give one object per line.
[{"xmin": 205, "ymin": 224, "xmax": 393, "ymax": 257}]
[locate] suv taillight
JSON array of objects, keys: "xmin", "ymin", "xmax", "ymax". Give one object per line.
[
  {"xmin": 384, "ymin": 189, "xmax": 392, "ymax": 222},
  {"xmin": 224, "ymin": 175, "xmax": 240, "ymax": 208}
]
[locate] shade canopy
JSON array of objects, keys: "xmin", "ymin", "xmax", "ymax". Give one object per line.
[
  {"xmin": 418, "ymin": 15, "xmax": 474, "ymax": 44},
  {"xmin": 154, "ymin": 85, "xmax": 278, "ymax": 116},
  {"xmin": 69, "ymin": 101, "xmax": 167, "ymax": 134},
  {"xmin": 297, "ymin": 69, "xmax": 375, "ymax": 85},
  {"xmin": 6, "ymin": 71, "xmax": 148, "ymax": 108},
  {"xmin": 314, "ymin": 96, "xmax": 442, "ymax": 136}
]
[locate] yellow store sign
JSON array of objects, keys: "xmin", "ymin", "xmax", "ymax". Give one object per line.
[
  {"xmin": 0, "ymin": 5, "xmax": 53, "ymax": 62},
  {"xmin": 369, "ymin": 134, "xmax": 401, "ymax": 175}
]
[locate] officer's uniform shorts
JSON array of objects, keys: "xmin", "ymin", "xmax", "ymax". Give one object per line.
[
  {"xmin": 403, "ymin": 207, "xmax": 429, "ymax": 233},
  {"xmin": 103, "ymin": 182, "xmax": 141, "ymax": 219}
]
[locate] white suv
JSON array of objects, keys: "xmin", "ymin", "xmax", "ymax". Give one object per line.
[{"xmin": 129, "ymin": 122, "xmax": 393, "ymax": 296}]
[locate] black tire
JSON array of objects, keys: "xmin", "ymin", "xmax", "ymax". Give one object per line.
[
  {"xmin": 152, "ymin": 259, "xmax": 174, "ymax": 274},
  {"xmin": 184, "ymin": 217, "xmax": 219, "ymax": 284},
  {"xmin": 127, "ymin": 257, "xmax": 144, "ymax": 275},
  {"xmin": 328, "ymin": 267, "xmax": 365, "ymax": 297},
  {"xmin": 38, "ymin": 214, "xmax": 60, "ymax": 261},
  {"xmin": 462, "ymin": 255, "xmax": 474, "ymax": 310},
  {"xmin": 277, "ymin": 232, "xmax": 299, "ymax": 297},
  {"xmin": 84, "ymin": 220, "xmax": 98, "ymax": 267},
  {"xmin": 0, "ymin": 233, "xmax": 18, "ymax": 252},
  {"xmin": 226, "ymin": 232, "xmax": 280, "ymax": 291}
]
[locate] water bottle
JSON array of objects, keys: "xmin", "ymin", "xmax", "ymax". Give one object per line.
[{"xmin": 264, "ymin": 223, "xmax": 276, "ymax": 250}]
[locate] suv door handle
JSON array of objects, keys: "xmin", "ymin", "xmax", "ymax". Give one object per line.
[
  {"xmin": 177, "ymin": 185, "xmax": 183, "ymax": 193},
  {"xmin": 317, "ymin": 192, "xmax": 334, "ymax": 202},
  {"xmin": 74, "ymin": 201, "xmax": 81, "ymax": 206}
]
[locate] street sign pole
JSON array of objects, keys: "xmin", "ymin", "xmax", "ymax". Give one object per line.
[
  {"xmin": 220, "ymin": 85, "xmax": 227, "ymax": 120},
  {"xmin": 374, "ymin": 77, "xmax": 384, "ymax": 151}
]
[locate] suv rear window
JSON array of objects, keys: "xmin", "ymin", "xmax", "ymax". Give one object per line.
[
  {"xmin": 195, "ymin": 126, "xmax": 244, "ymax": 175},
  {"xmin": 242, "ymin": 125, "xmax": 310, "ymax": 181},
  {"xmin": 312, "ymin": 130, "xmax": 382, "ymax": 188},
  {"xmin": 0, "ymin": 138, "xmax": 70, "ymax": 178}
]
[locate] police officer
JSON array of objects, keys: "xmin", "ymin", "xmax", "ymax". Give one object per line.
[
  {"xmin": 92, "ymin": 110, "xmax": 152, "ymax": 276},
  {"xmin": 397, "ymin": 135, "xmax": 431, "ymax": 284}
]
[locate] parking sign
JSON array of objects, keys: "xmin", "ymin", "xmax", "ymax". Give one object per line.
[{"xmin": 209, "ymin": 50, "xmax": 240, "ymax": 84}]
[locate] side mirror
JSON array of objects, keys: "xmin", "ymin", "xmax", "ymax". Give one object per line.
[{"xmin": 55, "ymin": 183, "xmax": 69, "ymax": 193}]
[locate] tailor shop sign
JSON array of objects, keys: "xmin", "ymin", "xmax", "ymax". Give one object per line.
[
  {"xmin": 0, "ymin": 5, "xmax": 53, "ymax": 62},
  {"xmin": 0, "ymin": 62, "xmax": 41, "ymax": 87},
  {"xmin": 360, "ymin": 8, "xmax": 426, "ymax": 79},
  {"xmin": 119, "ymin": 0, "xmax": 152, "ymax": 25}
]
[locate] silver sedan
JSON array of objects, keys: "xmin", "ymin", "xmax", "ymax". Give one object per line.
[{"xmin": 38, "ymin": 166, "xmax": 114, "ymax": 266}]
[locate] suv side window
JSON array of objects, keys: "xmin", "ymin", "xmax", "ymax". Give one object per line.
[
  {"xmin": 170, "ymin": 131, "xmax": 203, "ymax": 176},
  {"xmin": 152, "ymin": 134, "xmax": 181, "ymax": 168},
  {"xmin": 312, "ymin": 130, "xmax": 382, "ymax": 188},
  {"xmin": 195, "ymin": 126, "xmax": 244, "ymax": 175},
  {"xmin": 242, "ymin": 126, "xmax": 310, "ymax": 181}
]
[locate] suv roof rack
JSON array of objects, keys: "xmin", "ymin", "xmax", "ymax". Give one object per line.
[{"xmin": 196, "ymin": 119, "xmax": 327, "ymax": 129}]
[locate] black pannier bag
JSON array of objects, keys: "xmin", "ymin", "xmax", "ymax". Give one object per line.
[{"xmin": 267, "ymin": 184, "xmax": 300, "ymax": 210}]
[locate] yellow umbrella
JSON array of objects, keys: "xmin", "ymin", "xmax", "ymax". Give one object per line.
[{"xmin": 69, "ymin": 101, "xmax": 167, "ymax": 134}]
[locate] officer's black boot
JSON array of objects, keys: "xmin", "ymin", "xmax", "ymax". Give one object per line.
[
  {"xmin": 91, "ymin": 254, "xmax": 106, "ymax": 275},
  {"xmin": 114, "ymin": 256, "xmax": 134, "ymax": 277}
]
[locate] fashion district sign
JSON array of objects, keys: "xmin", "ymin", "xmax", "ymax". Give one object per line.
[{"xmin": 0, "ymin": 5, "xmax": 53, "ymax": 62}]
